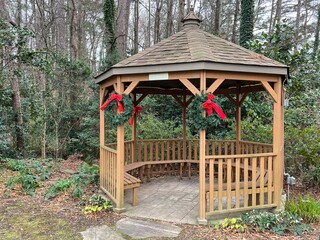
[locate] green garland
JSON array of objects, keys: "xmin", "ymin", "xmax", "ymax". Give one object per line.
[
  {"xmin": 187, "ymin": 92, "xmax": 224, "ymax": 132},
  {"xmin": 104, "ymin": 94, "xmax": 133, "ymax": 126}
]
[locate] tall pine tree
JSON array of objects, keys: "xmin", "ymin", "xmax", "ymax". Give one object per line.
[
  {"xmin": 239, "ymin": 0, "xmax": 254, "ymax": 48},
  {"xmin": 102, "ymin": 0, "xmax": 118, "ymax": 69}
]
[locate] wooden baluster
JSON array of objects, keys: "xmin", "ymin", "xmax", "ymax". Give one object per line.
[
  {"xmin": 244, "ymin": 157, "xmax": 249, "ymax": 207},
  {"xmin": 260, "ymin": 157, "xmax": 265, "ymax": 205},
  {"xmin": 235, "ymin": 157, "xmax": 240, "ymax": 209},
  {"xmin": 227, "ymin": 158, "xmax": 232, "ymax": 210},
  {"xmin": 218, "ymin": 158, "xmax": 223, "ymax": 211},
  {"xmin": 251, "ymin": 157, "xmax": 257, "ymax": 206},
  {"xmin": 268, "ymin": 156, "xmax": 273, "ymax": 204},
  {"xmin": 209, "ymin": 159, "xmax": 215, "ymax": 212},
  {"xmin": 224, "ymin": 142, "xmax": 228, "ymax": 155}
]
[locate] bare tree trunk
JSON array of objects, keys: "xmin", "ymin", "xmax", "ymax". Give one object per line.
[
  {"xmin": 56, "ymin": 0, "xmax": 67, "ymax": 53},
  {"xmin": 296, "ymin": 0, "xmax": 301, "ymax": 35},
  {"xmin": 165, "ymin": 0, "xmax": 174, "ymax": 38},
  {"xmin": 178, "ymin": 0, "xmax": 185, "ymax": 31},
  {"xmin": 313, "ymin": 6, "xmax": 320, "ymax": 59},
  {"xmin": 214, "ymin": 0, "xmax": 221, "ymax": 35},
  {"xmin": 133, "ymin": 0, "xmax": 139, "ymax": 54},
  {"xmin": 232, "ymin": 0, "xmax": 240, "ymax": 43},
  {"xmin": 268, "ymin": 0, "xmax": 275, "ymax": 35},
  {"xmin": 11, "ymin": 0, "xmax": 25, "ymax": 156},
  {"xmin": 70, "ymin": 0, "xmax": 78, "ymax": 58},
  {"xmin": 154, "ymin": 0, "xmax": 163, "ymax": 44},
  {"xmin": 272, "ymin": 0, "xmax": 282, "ymax": 29},
  {"xmin": 35, "ymin": 0, "xmax": 47, "ymax": 158},
  {"xmin": 303, "ymin": 0, "xmax": 308, "ymax": 39},
  {"xmin": 116, "ymin": 0, "xmax": 131, "ymax": 60},
  {"xmin": 11, "ymin": 75, "xmax": 25, "ymax": 155}
]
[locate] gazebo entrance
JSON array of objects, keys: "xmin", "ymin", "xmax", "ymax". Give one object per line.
[{"xmin": 95, "ymin": 10, "xmax": 287, "ymax": 224}]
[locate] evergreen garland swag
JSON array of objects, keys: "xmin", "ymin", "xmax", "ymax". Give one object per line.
[
  {"xmin": 104, "ymin": 94, "xmax": 133, "ymax": 126},
  {"xmin": 187, "ymin": 92, "xmax": 225, "ymax": 132}
]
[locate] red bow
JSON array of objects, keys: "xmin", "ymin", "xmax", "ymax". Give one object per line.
[
  {"xmin": 100, "ymin": 93, "xmax": 124, "ymax": 113},
  {"xmin": 202, "ymin": 94, "xmax": 226, "ymax": 120},
  {"xmin": 129, "ymin": 106, "xmax": 143, "ymax": 125}
]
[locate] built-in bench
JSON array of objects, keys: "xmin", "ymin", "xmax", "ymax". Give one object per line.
[
  {"xmin": 124, "ymin": 172, "xmax": 141, "ymax": 206},
  {"xmin": 125, "ymin": 160, "xmax": 202, "ymax": 182}
]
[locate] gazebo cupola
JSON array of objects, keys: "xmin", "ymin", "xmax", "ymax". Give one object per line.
[{"xmin": 95, "ymin": 9, "xmax": 287, "ymax": 224}]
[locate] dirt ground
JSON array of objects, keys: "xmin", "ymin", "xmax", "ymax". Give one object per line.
[{"xmin": 0, "ymin": 157, "xmax": 319, "ymax": 240}]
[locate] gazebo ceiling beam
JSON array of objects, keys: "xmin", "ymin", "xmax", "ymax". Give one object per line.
[
  {"xmin": 206, "ymin": 78, "xmax": 225, "ymax": 93},
  {"xmin": 172, "ymin": 95, "xmax": 184, "ymax": 107},
  {"xmin": 132, "ymin": 84, "xmax": 266, "ymax": 96},
  {"xmin": 179, "ymin": 78, "xmax": 200, "ymax": 95},
  {"xmin": 124, "ymin": 81, "xmax": 140, "ymax": 95},
  {"xmin": 100, "ymin": 87, "xmax": 108, "ymax": 105},
  {"xmin": 224, "ymin": 93, "xmax": 237, "ymax": 105},
  {"xmin": 239, "ymin": 92, "xmax": 249, "ymax": 105},
  {"xmin": 186, "ymin": 95, "xmax": 195, "ymax": 106},
  {"xmin": 261, "ymin": 81, "xmax": 277, "ymax": 102},
  {"xmin": 135, "ymin": 94, "xmax": 148, "ymax": 105},
  {"xmin": 133, "ymin": 88, "xmax": 193, "ymax": 96}
]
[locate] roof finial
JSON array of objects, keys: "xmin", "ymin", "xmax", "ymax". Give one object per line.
[{"xmin": 181, "ymin": 6, "xmax": 202, "ymax": 29}]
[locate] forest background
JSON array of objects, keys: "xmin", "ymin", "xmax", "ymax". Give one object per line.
[{"xmin": 0, "ymin": 0, "xmax": 319, "ymax": 186}]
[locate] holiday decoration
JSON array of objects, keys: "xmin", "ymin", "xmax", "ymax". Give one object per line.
[
  {"xmin": 100, "ymin": 93, "xmax": 124, "ymax": 112},
  {"xmin": 202, "ymin": 94, "xmax": 226, "ymax": 120},
  {"xmin": 187, "ymin": 92, "xmax": 226, "ymax": 132},
  {"xmin": 100, "ymin": 93, "xmax": 133, "ymax": 126},
  {"xmin": 129, "ymin": 106, "xmax": 143, "ymax": 125}
]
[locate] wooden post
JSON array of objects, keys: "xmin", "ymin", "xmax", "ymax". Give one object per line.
[
  {"xmin": 236, "ymin": 83, "xmax": 241, "ymax": 154},
  {"xmin": 273, "ymin": 79, "xmax": 284, "ymax": 210},
  {"xmin": 182, "ymin": 93, "xmax": 187, "ymax": 160},
  {"xmin": 132, "ymin": 94, "xmax": 137, "ymax": 163},
  {"xmin": 198, "ymin": 71, "xmax": 207, "ymax": 224},
  {"xmin": 99, "ymin": 87, "xmax": 105, "ymax": 188},
  {"xmin": 115, "ymin": 77, "xmax": 125, "ymax": 212}
]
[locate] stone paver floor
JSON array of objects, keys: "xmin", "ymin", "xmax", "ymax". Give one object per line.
[{"xmin": 124, "ymin": 176, "xmax": 199, "ymax": 224}]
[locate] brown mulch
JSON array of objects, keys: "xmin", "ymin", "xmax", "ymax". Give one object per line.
[{"xmin": 0, "ymin": 157, "xmax": 319, "ymax": 240}]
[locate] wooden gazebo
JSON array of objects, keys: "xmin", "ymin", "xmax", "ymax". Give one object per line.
[{"xmin": 95, "ymin": 10, "xmax": 287, "ymax": 224}]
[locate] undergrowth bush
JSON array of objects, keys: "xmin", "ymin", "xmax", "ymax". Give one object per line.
[
  {"xmin": 214, "ymin": 218, "xmax": 246, "ymax": 232},
  {"xmin": 241, "ymin": 210, "xmax": 311, "ymax": 236},
  {"xmin": 286, "ymin": 196, "xmax": 320, "ymax": 223},
  {"xmin": 4, "ymin": 159, "xmax": 54, "ymax": 196},
  {"xmin": 82, "ymin": 194, "xmax": 112, "ymax": 215},
  {"xmin": 45, "ymin": 162, "xmax": 99, "ymax": 200}
]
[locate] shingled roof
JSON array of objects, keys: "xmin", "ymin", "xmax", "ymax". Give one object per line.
[{"xmin": 96, "ymin": 9, "xmax": 287, "ymax": 83}]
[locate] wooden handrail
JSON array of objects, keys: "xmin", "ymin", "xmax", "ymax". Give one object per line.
[
  {"xmin": 239, "ymin": 140, "xmax": 272, "ymax": 147},
  {"xmin": 101, "ymin": 145, "xmax": 117, "ymax": 154},
  {"xmin": 205, "ymin": 152, "xmax": 276, "ymax": 159}
]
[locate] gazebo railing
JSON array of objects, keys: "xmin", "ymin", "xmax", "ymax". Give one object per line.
[
  {"xmin": 130, "ymin": 139, "xmax": 272, "ymax": 163},
  {"xmin": 205, "ymin": 152, "xmax": 276, "ymax": 216},
  {"xmin": 100, "ymin": 145, "xmax": 118, "ymax": 203},
  {"xmin": 239, "ymin": 140, "xmax": 273, "ymax": 154}
]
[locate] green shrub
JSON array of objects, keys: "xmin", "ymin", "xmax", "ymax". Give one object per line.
[
  {"xmin": 5, "ymin": 173, "xmax": 40, "ymax": 196},
  {"xmin": 6, "ymin": 160, "xmax": 28, "ymax": 172},
  {"xmin": 82, "ymin": 194, "xmax": 112, "ymax": 215},
  {"xmin": 286, "ymin": 196, "xmax": 320, "ymax": 223},
  {"xmin": 214, "ymin": 218, "xmax": 246, "ymax": 232},
  {"xmin": 45, "ymin": 179, "xmax": 71, "ymax": 200},
  {"xmin": 241, "ymin": 210, "xmax": 311, "ymax": 236},
  {"xmin": 45, "ymin": 162, "xmax": 100, "ymax": 200},
  {"xmin": 302, "ymin": 164, "xmax": 320, "ymax": 187}
]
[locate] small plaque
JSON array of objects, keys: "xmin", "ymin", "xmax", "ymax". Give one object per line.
[{"xmin": 149, "ymin": 73, "xmax": 169, "ymax": 81}]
